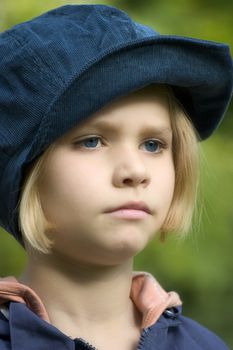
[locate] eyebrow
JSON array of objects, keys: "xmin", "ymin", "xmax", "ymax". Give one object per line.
[{"xmin": 78, "ymin": 120, "xmax": 172, "ymax": 138}]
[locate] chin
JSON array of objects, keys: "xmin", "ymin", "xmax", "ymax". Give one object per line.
[{"xmin": 111, "ymin": 237, "xmax": 149, "ymax": 259}]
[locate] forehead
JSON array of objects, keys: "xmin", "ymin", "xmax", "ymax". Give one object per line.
[{"xmin": 60, "ymin": 84, "xmax": 172, "ymax": 141}]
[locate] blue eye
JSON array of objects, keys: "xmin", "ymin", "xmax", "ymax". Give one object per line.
[
  {"xmin": 143, "ymin": 140, "xmax": 162, "ymax": 153},
  {"xmin": 76, "ymin": 137, "xmax": 101, "ymax": 149}
]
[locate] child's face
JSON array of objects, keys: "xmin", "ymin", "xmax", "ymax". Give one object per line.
[{"xmin": 38, "ymin": 87, "xmax": 175, "ymax": 265}]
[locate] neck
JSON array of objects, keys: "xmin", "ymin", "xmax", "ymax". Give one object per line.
[{"xmin": 19, "ymin": 251, "xmax": 141, "ymax": 340}]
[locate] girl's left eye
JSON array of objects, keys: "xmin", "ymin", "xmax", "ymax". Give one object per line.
[{"xmin": 141, "ymin": 140, "xmax": 164, "ymax": 153}]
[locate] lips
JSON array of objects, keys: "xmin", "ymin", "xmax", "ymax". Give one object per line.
[{"xmin": 105, "ymin": 201, "xmax": 151, "ymax": 214}]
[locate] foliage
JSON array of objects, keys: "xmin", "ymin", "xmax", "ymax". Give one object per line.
[{"xmin": 0, "ymin": 0, "xmax": 232, "ymax": 347}]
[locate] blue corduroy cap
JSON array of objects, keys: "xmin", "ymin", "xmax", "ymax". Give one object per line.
[{"xmin": 0, "ymin": 4, "xmax": 232, "ymax": 244}]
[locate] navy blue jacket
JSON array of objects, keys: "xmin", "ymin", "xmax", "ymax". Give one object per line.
[{"xmin": 0, "ymin": 302, "xmax": 229, "ymax": 349}]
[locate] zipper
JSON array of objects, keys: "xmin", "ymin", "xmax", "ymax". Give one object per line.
[
  {"xmin": 74, "ymin": 337, "xmax": 98, "ymax": 350},
  {"xmin": 2, "ymin": 300, "xmax": 150, "ymax": 350},
  {"xmin": 136, "ymin": 328, "xmax": 149, "ymax": 350},
  {"xmin": 74, "ymin": 328, "xmax": 149, "ymax": 350}
]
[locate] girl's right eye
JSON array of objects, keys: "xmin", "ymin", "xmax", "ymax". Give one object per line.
[{"xmin": 74, "ymin": 136, "xmax": 103, "ymax": 149}]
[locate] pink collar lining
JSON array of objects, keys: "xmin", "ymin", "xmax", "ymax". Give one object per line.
[{"xmin": 0, "ymin": 272, "xmax": 182, "ymax": 329}]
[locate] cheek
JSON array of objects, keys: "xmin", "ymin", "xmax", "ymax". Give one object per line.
[
  {"xmin": 38, "ymin": 155, "xmax": 104, "ymax": 222},
  {"xmin": 154, "ymin": 158, "xmax": 175, "ymax": 207},
  {"xmin": 166, "ymin": 164, "xmax": 175, "ymax": 201},
  {"xmin": 164, "ymin": 163, "xmax": 175, "ymax": 196}
]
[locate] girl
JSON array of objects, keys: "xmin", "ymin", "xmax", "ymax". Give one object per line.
[{"xmin": 0, "ymin": 4, "xmax": 232, "ymax": 350}]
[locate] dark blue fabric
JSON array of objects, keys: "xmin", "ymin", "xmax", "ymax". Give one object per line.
[
  {"xmin": 0, "ymin": 4, "xmax": 232, "ymax": 243},
  {"xmin": 0, "ymin": 302, "xmax": 229, "ymax": 349}
]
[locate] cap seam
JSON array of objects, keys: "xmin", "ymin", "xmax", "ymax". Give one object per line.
[{"xmin": 8, "ymin": 30, "xmax": 66, "ymax": 86}]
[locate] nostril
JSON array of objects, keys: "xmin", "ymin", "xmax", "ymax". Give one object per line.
[
  {"xmin": 122, "ymin": 177, "xmax": 148, "ymax": 186},
  {"xmin": 123, "ymin": 178, "xmax": 133, "ymax": 184}
]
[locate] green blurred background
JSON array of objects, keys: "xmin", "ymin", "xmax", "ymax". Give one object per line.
[{"xmin": 0, "ymin": 0, "xmax": 232, "ymax": 347}]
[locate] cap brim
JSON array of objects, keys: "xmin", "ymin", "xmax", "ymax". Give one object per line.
[{"xmin": 27, "ymin": 35, "xmax": 233, "ymax": 163}]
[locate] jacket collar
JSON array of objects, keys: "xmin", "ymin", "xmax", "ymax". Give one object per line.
[
  {"xmin": 9, "ymin": 302, "xmax": 74, "ymax": 350},
  {"xmin": 131, "ymin": 271, "xmax": 181, "ymax": 328},
  {"xmin": 0, "ymin": 272, "xmax": 182, "ymax": 349}
]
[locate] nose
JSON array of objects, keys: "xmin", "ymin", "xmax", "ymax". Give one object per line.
[{"xmin": 112, "ymin": 146, "xmax": 150, "ymax": 188}]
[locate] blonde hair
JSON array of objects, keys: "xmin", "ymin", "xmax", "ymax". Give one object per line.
[
  {"xmin": 19, "ymin": 145, "xmax": 57, "ymax": 253},
  {"xmin": 161, "ymin": 87, "xmax": 200, "ymax": 238},
  {"xmin": 19, "ymin": 85, "xmax": 200, "ymax": 253}
]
